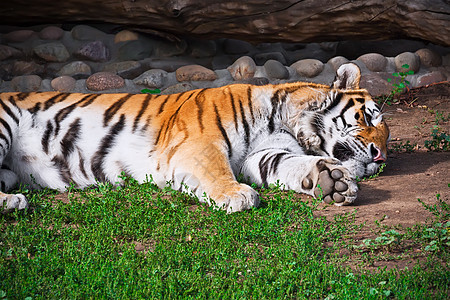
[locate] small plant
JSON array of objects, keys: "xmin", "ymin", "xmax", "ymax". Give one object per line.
[
  {"xmin": 380, "ymin": 64, "xmax": 414, "ymax": 107},
  {"xmin": 356, "ymin": 163, "xmax": 386, "ymax": 182},
  {"xmin": 424, "ymin": 126, "xmax": 450, "ymax": 151},
  {"xmin": 353, "ymin": 229, "xmax": 404, "ymax": 252},
  {"xmin": 141, "ymin": 88, "xmax": 161, "ymax": 94},
  {"xmin": 389, "ymin": 140, "xmax": 416, "ymax": 153}
]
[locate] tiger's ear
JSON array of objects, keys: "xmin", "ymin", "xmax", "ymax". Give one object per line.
[{"xmin": 332, "ymin": 63, "xmax": 361, "ymax": 90}]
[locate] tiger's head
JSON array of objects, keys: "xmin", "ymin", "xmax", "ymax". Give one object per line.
[{"xmin": 290, "ymin": 63, "xmax": 390, "ymax": 179}]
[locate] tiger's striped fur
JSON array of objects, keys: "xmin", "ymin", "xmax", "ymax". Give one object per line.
[{"xmin": 0, "ymin": 63, "xmax": 389, "ymax": 213}]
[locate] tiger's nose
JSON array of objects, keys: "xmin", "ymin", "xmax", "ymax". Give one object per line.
[{"xmin": 370, "ymin": 144, "xmax": 386, "ymax": 162}]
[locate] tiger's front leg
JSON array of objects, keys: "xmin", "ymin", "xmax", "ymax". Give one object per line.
[
  {"xmin": 240, "ymin": 132, "xmax": 358, "ymax": 205},
  {"xmin": 168, "ymin": 142, "xmax": 260, "ymax": 213},
  {"xmin": 0, "ymin": 168, "xmax": 28, "ymax": 213}
]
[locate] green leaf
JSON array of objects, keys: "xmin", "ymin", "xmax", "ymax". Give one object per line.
[
  {"xmin": 401, "ymin": 64, "xmax": 410, "ymax": 69},
  {"xmin": 141, "ymin": 88, "xmax": 161, "ymax": 94},
  {"xmin": 407, "ymin": 70, "xmax": 414, "ymax": 75},
  {"xmin": 392, "ymin": 72, "xmax": 399, "ymax": 77},
  {"xmin": 387, "ymin": 78, "xmax": 392, "ymax": 82}
]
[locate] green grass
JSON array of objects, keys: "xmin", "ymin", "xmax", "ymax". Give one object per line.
[{"xmin": 1, "ymin": 177, "xmax": 449, "ymax": 299}]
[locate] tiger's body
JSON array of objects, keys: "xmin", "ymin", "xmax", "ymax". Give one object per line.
[{"xmin": 0, "ymin": 63, "xmax": 389, "ymax": 213}]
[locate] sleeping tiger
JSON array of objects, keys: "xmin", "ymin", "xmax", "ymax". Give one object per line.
[{"xmin": 0, "ymin": 63, "xmax": 388, "ymax": 213}]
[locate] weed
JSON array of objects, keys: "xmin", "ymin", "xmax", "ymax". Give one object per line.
[
  {"xmin": 389, "ymin": 140, "xmax": 416, "ymax": 153},
  {"xmin": 424, "ymin": 126, "xmax": 450, "ymax": 151},
  {"xmin": 356, "ymin": 163, "xmax": 386, "ymax": 182},
  {"xmin": 141, "ymin": 88, "xmax": 161, "ymax": 94},
  {"xmin": 380, "ymin": 64, "xmax": 414, "ymax": 107}
]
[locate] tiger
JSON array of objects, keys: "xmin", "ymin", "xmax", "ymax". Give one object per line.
[{"xmin": 0, "ymin": 63, "xmax": 389, "ymax": 213}]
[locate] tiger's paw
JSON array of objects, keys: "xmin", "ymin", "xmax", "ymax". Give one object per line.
[
  {"xmin": 1, "ymin": 193, "xmax": 29, "ymax": 213},
  {"xmin": 213, "ymin": 184, "xmax": 260, "ymax": 213},
  {"xmin": 303, "ymin": 158, "xmax": 358, "ymax": 206}
]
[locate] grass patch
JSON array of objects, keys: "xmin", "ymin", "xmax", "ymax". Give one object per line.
[{"xmin": 1, "ymin": 177, "xmax": 449, "ymax": 299}]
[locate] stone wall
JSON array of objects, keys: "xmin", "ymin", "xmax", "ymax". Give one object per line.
[{"xmin": 1, "ymin": 24, "xmax": 449, "ymax": 96}]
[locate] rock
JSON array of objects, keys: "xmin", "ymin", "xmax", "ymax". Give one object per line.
[
  {"xmin": 0, "ymin": 45, "xmax": 22, "ymax": 61},
  {"xmin": 327, "ymin": 56, "xmax": 349, "ymax": 71},
  {"xmin": 227, "ymin": 56, "xmax": 257, "ymax": 80},
  {"xmin": 75, "ymin": 41, "xmax": 110, "ymax": 62},
  {"xmin": 57, "ymin": 61, "xmax": 92, "ymax": 79},
  {"xmin": 223, "ymin": 39, "xmax": 254, "ymax": 55},
  {"xmin": 51, "ymin": 76, "xmax": 76, "ymax": 92},
  {"xmin": 394, "ymin": 52, "xmax": 420, "ymax": 73},
  {"xmin": 133, "ymin": 69, "xmax": 168, "ymax": 88},
  {"xmin": 118, "ymin": 39, "xmax": 153, "ymax": 61},
  {"xmin": 71, "ymin": 25, "xmax": 106, "ymax": 41},
  {"xmin": 336, "ymin": 40, "xmax": 427, "ymax": 59},
  {"xmin": 415, "ymin": 48, "xmax": 442, "ymax": 68},
  {"xmin": 141, "ymin": 58, "xmax": 193, "ymax": 72},
  {"xmin": 11, "ymin": 75, "xmax": 42, "ymax": 92},
  {"xmin": 291, "ymin": 59, "xmax": 324, "ymax": 78},
  {"xmin": 264, "ymin": 59, "xmax": 289, "ymax": 79},
  {"xmin": 161, "ymin": 82, "xmax": 194, "ymax": 95},
  {"xmin": 357, "ymin": 53, "xmax": 387, "ymax": 72},
  {"xmin": 103, "ymin": 61, "xmax": 143, "ymax": 79},
  {"xmin": 33, "ymin": 42, "xmax": 70, "ymax": 62},
  {"xmin": 254, "ymin": 52, "xmax": 286, "ymax": 65},
  {"xmin": 3, "ymin": 30, "xmax": 35, "ymax": 42},
  {"xmin": 153, "ymin": 40, "xmax": 188, "ymax": 57},
  {"xmin": 86, "ymin": 72, "xmax": 125, "ymax": 91},
  {"xmin": 189, "ymin": 39, "xmax": 217, "ymax": 58},
  {"xmin": 114, "ymin": 30, "xmax": 139, "ymax": 43},
  {"xmin": 12, "ymin": 61, "xmax": 44, "ymax": 76},
  {"xmin": 39, "ymin": 26, "xmax": 64, "ymax": 40},
  {"xmin": 235, "ymin": 77, "xmax": 270, "ymax": 86},
  {"xmin": 416, "ymin": 71, "xmax": 446, "ymax": 87},
  {"xmin": 176, "ymin": 65, "xmax": 217, "ymax": 81},
  {"xmin": 359, "ymin": 73, "xmax": 392, "ymax": 97}
]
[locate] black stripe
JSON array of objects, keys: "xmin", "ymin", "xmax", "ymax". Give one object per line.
[
  {"xmin": 103, "ymin": 95, "xmax": 132, "ymax": 126},
  {"xmin": 16, "ymin": 92, "xmax": 29, "ymax": 101},
  {"xmin": 0, "ymin": 133, "xmax": 9, "ymax": 148},
  {"xmin": 43, "ymin": 93, "xmax": 70, "ymax": 110},
  {"xmin": 324, "ymin": 92, "xmax": 343, "ymax": 113},
  {"xmin": 247, "ymin": 87, "xmax": 255, "ymax": 123},
  {"xmin": 91, "ymin": 114, "xmax": 126, "ymax": 182},
  {"xmin": 133, "ymin": 95, "xmax": 151, "ymax": 132},
  {"xmin": 78, "ymin": 149, "xmax": 88, "ymax": 179},
  {"xmin": 158, "ymin": 95, "xmax": 171, "ymax": 114},
  {"xmin": 356, "ymin": 97, "xmax": 365, "ymax": 104},
  {"xmin": 268, "ymin": 90, "xmax": 284, "ymax": 133},
  {"xmin": 238, "ymin": 99, "xmax": 250, "ymax": 149},
  {"xmin": 0, "ymin": 99, "xmax": 19, "ymax": 124},
  {"xmin": 79, "ymin": 94, "xmax": 99, "ymax": 107},
  {"xmin": 228, "ymin": 89, "xmax": 238, "ymax": 130},
  {"xmin": 195, "ymin": 89, "xmax": 206, "ymax": 132},
  {"xmin": 42, "ymin": 121, "xmax": 54, "ymax": 154},
  {"xmin": 338, "ymin": 98, "xmax": 355, "ymax": 117},
  {"xmin": 60, "ymin": 118, "xmax": 81, "ymax": 158},
  {"xmin": 258, "ymin": 152, "xmax": 270, "ymax": 187},
  {"xmin": 0, "ymin": 118, "xmax": 13, "ymax": 143},
  {"xmin": 214, "ymin": 104, "xmax": 232, "ymax": 158},
  {"xmin": 154, "ymin": 120, "xmax": 167, "ymax": 146},
  {"xmin": 52, "ymin": 156, "xmax": 72, "ymax": 184},
  {"xmin": 271, "ymin": 152, "xmax": 288, "ymax": 176},
  {"xmin": 28, "ymin": 102, "xmax": 41, "ymax": 114}
]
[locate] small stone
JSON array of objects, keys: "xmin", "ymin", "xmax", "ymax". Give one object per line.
[
  {"xmin": 11, "ymin": 75, "xmax": 42, "ymax": 92},
  {"xmin": 39, "ymin": 26, "xmax": 64, "ymax": 40},
  {"xmin": 133, "ymin": 69, "xmax": 168, "ymax": 88},
  {"xmin": 334, "ymin": 181, "xmax": 348, "ymax": 192},
  {"xmin": 302, "ymin": 177, "xmax": 313, "ymax": 190},
  {"xmin": 415, "ymin": 48, "xmax": 442, "ymax": 68},
  {"xmin": 254, "ymin": 52, "xmax": 286, "ymax": 65},
  {"xmin": 332, "ymin": 192, "xmax": 345, "ymax": 203},
  {"xmin": 71, "ymin": 25, "xmax": 106, "ymax": 41},
  {"xmin": 118, "ymin": 39, "xmax": 153, "ymax": 61},
  {"xmin": 12, "ymin": 61, "xmax": 44, "ymax": 76},
  {"xmin": 327, "ymin": 56, "xmax": 349, "ymax": 71},
  {"xmin": 176, "ymin": 65, "xmax": 217, "ymax": 82},
  {"xmin": 330, "ymin": 169, "xmax": 343, "ymax": 180},
  {"xmin": 161, "ymin": 82, "xmax": 194, "ymax": 95},
  {"xmin": 3, "ymin": 30, "xmax": 35, "ymax": 42},
  {"xmin": 291, "ymin": 59, "xmax": 324, "ymax": 78},
  {"xmin": 264, "ymin": 59, "xmax": 289, "ymax": 79},
  {"xmin": 360, "ymin": 73, "xmax": 392, "ymax": 97},
  {"xmin": 51, "ymin": 76, "xmax": 76, "ymax": 92},
  {"xmin": 394, "ymin": 52, "xmax": 420, "ymax": 73},
  {"xmin": 235, "ymin": 77, "xmax": 270, "ymax": 86},
  {"xmin": 223, "ymin": 39, "xmax": 254, "ymax": 55},
  {"xmin": 33, "ymin": 42, "xmax": 70, "ymax": 62},
  {"xmin": 227, "ymin": 56, "xmax": 257, "ymax": 80},
  {"xmin": 86, "ymin": 72, "xmax": 125, "ymax": 91},
  {"xmin": 57, "ymin": 61, "xmax": 92, "ymax": 79},
  {"xmin": 102, "ymin": 61, "xmax": 142, "ymax": 79},
  {"xmin": 0, "ymin": 45, "xmax": 22, "ymax": 61},
  {"xmin": 154, "ymin": 40, "xmax": 188, "ymax": 57},
  {"xmin": 75, "ymin": 41, "xmax": 110, "ymax": 62},
  {"xmin": 416, "ymin": 71, "xmax": 446, "ymax": 87},
  {"xmin": 114, "ymin": 30, "xmax": 139, "ymax": 43},
  {"xmin": 190, "ymin": 39, "xmax": 217, "ymax": 58},
  {"xmin": 357, "ymin": 53, "xmax": 387, "ymax": 72}
]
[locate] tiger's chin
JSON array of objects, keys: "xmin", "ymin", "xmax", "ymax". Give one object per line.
[{"xmin": 341, "ymin": 160, "xmax": 384, "ymax": 179}]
